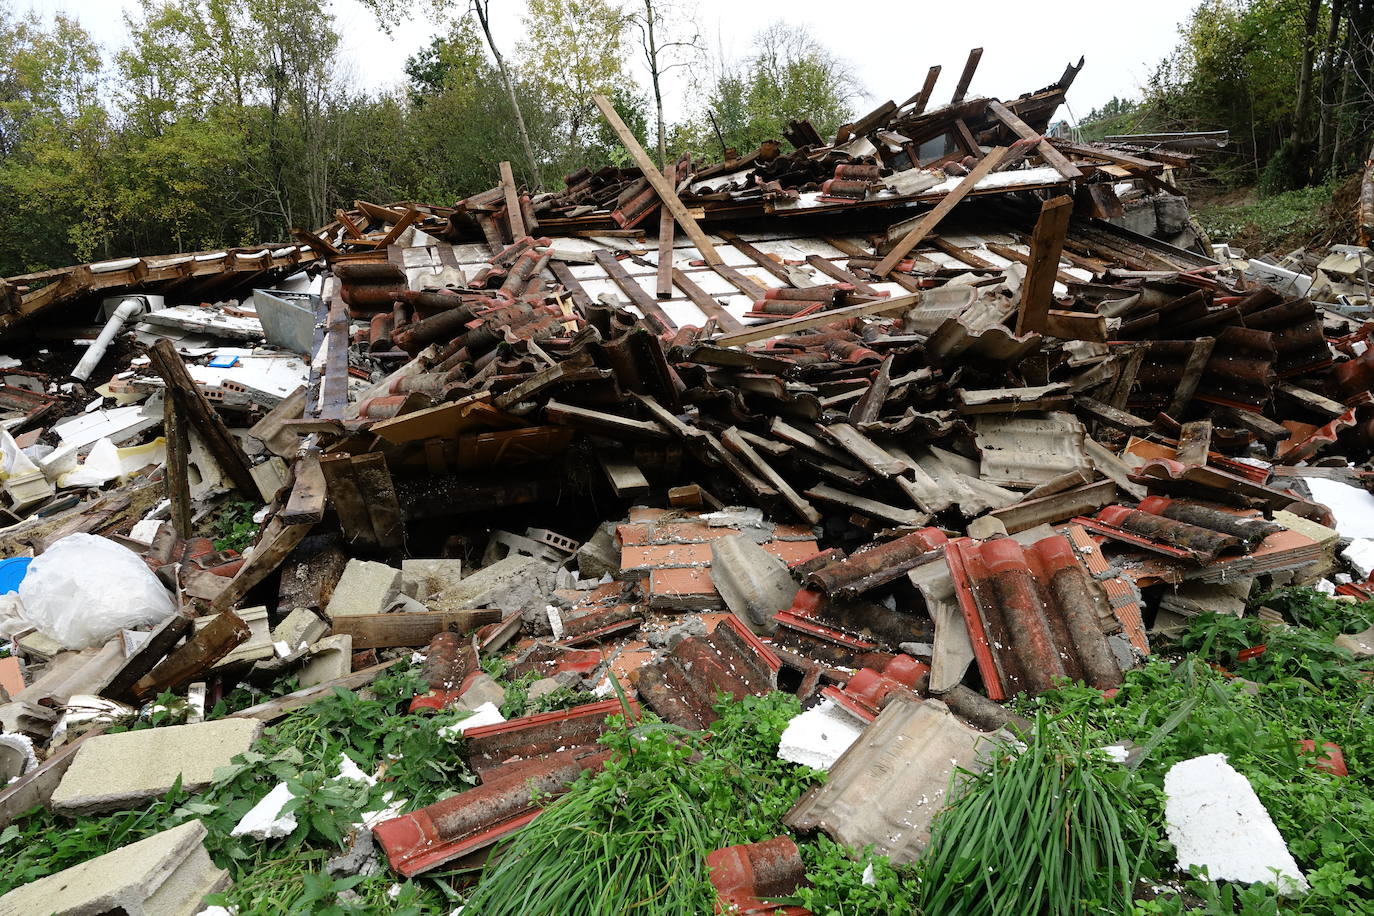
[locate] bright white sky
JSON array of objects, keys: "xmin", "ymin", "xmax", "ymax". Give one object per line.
[{"xmin": 19, "ymin": 0, "xmax": 1197, "ymax": 126}]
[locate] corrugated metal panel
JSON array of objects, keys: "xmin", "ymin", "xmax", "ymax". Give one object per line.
[
  {"xmin": 945, "ymin": 534, "xmax": 1123, "ymax": 700},
  {"xmin": 974, "ymin": 412, "xmax": 1091, "ymax": 487}
]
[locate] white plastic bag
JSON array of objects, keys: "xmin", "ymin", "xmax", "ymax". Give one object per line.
[{"xmin": 18, "ymin": 533, "xmax": 177, "ymax": 649}]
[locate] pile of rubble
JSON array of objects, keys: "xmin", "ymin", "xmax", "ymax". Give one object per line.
[{"xmin": 0, "ymin": 49, "xmax": 1372, "ymax": 912}]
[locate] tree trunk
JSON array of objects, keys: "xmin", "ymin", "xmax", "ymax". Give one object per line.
[
  {"xmin": 1291, "ymin": 0, "xmax": 1322, "ymax": 142},
  {"xmin": 644, "ymin": 0, "xmax": 667, "ymax": 168},
  {"xmin": 1318, "ymin": 0, "xmax": 1345, "ymax": 174},
  {"xmin": 473, "ymin": 1, "xmax": 541, "ymax": 190}
]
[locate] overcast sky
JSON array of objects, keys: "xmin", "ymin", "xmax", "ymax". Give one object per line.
[{"xmin": 19, "ymin": 0, "xmax": 1197, "ymax": 125}]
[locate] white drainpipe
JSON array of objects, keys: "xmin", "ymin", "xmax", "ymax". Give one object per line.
[{"xmin": 71, "ymin": 298, "xmax": 146, "ymax": 381}]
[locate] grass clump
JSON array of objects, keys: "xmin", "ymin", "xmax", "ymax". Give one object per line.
[
  {"xmin": 918, "ymin": 712, "xmax": 1152, "ymax": 916},
  {"xmin": 460, "ymin": 689, "xmax": 820, "ymax": 916}
]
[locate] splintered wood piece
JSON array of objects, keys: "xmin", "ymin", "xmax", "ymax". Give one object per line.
[
  {"xmin": 131, "ymin": 610, "xmax": 249, "ymax": 702},
  {"xmin": 163, "ymin": 391, "xmax": 191, "ymax": 539},
  {"xmin": 592, "ymin": 94, "xmax": 722, "ymax": 265},
  {"xmin": 710, "ymin": 293, "xmax": 920, "ymax": 347},
  {"xmin": 210, "ymin": 516, "xmax": 312, "ymax": 613},
  {"xmin": 1167, "ymin": 337, "xmax": 1217, "ymax": 417},
  {"xmin": 281, "ymin": 450, "xmax": 327, "ymax": 525},
  {"xmin": 1177, "ymin": 420, "xmax": 1213, "ymax": 467},
  {"xmin": 951, "ymin": 48, "xmax": 983, "ymax": 104},
  {"xmin": 1015, "ymin": 195, "xmax": 1074, "ymax": 336},
  {"xmin": 874, "ymin": 149, "xmax": 1010, "ymax": 277}
]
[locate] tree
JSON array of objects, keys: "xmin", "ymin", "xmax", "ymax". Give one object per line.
[
  {"xmin": 625, "ymin": 0, "xmax": 702, "ymax": 167},
  {"xmin": 519, "ymin": 0, "xmax": 637, "ymax": 170},
  {"xmin": 686, "ymin": 23, "xmax": 860, "ymax": 156}
]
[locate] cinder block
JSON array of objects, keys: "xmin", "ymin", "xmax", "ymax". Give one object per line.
[
  {"xmin": 50, "ymin": 718, "xmax": 262, "ymax": 816},
  {"xmin": 325, "ymin": 559, "xmax": 402, "ymax": 618},
  {"xmin": 401, "ymin": 559, "xmax": 463, "ymax": 602},
  {"xmin": 0, "ymin": 819, "xmax": 228, "ymax": 915}
]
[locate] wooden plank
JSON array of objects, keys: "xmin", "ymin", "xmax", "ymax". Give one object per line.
[
  {"xmin": 903, "ymin": 65, "xmax": 942, "ymax": 113},
  {"xmin": 499, "ymin": 161, "xmax": 526, "ymax": 239},
  {"xmin": 710, "ymin": 292, "xmax": 920, "ymax": 348},
  {"xmin": 722, "ymin": 427, "xmax": 821, "ymax": 524},
  {"xmin": 717, "ymin": 230, "xmax": 792, "ymax": 284},
  {"xmin": 103, "ymin": 613, "xmax": 194, "ymax": 704},
  {"xmin": 281, "ymin": 450, "xmax": 327, "ymax": 525},
  {"xmin": 1015, "ymin": 195, "xmax": 1074, "ymax": 336},
  {"xmin": 331, "ymin": 610, "xmax": 502, "ymax": 649},
  {"xmin": 1167, "ymin": 337, "xmax": 1217, "ymax": 417},
  {"xmin": 548, "ymin": 260, "xmax": 593, "ymax": 312},
  {"xmin": 986, "ymin": 99, "xmax": 1083, "ymax": 180},
  {"xmin": 320, "ymin": 453, "xmax": 375, "ymax": 544},
  {"xmin": 596, "ymin": 450, "xmax": 650, "ymax": 498},
  {"xmin": 656, "ymin": 167, "xmax": 676, "ymax": 299},
  {"xmin": 545, "ymin": 398, "xmax": 672, "ymax": 440},
  {"xmin": 804, "ymin": 255, "xmax": 882, "ymax": 296},
  {"xmin": 146, "ymin": 339, "xmax": 257, "ymax": 496},
  {"xmin": 163, "ymin": 391, "xmax": 192, "ymax": 539},
  {"xmin": 232, "ymin": 660, "xmax": 402, "ymax": 722},
  {"xmin": 131, "ymin": 610, "xmax": 249, "ymax": 702},
  {"xmin": 210, "ymin": 515, "xmax": 312, "ymax": 613},
  {"xmin": 951, "ymin": 48, "xmax": 983, "ymax": 104},
  {"xmin": 592, "ymin": 249, "xmax": 676, "ymax": 334},
  {"xmin": 874, "ymin": 148, "xmax": 1009, "ymax": 277},
  {"xmin": 927, "ymin": 236, "xmax": 998, "ymax": 270},
  {"xmin": 985, "ymin": 242, "xmax": 1076, "ymax": 287},
  {"xmin": 319, "ymin": 288, "xmax": 350, "ymax": 420},
  {"xmin": 592, "ymin": 93, "xmax": 723, "ymax": 265},
  {"xmin": 953, "ymin": 119, "xmax": 984, "ymax": 161},
  {"xmin": 375, "ymin": 207, "xmax": 420, "ymax": 248},
  {"xmin": 711, "ymin": 263, "xmax": 769, "ymax": 300},
  {"xmin": 671, "ymin": 268, "xmax": 744, "ymax": 331},
  {"xmin": 353, "ymin": 452, "xmax": 405, "ymax": 549},
  {"xmin": 1076, "ymin": 396, "xmax": 1152, "ymax": 434}
]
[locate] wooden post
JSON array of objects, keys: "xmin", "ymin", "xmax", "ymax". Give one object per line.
[
  {"xmin": 162, "ymin": 390, "xmax": 192, "ymax": 539},
  {"xmin": 902, "ymin": 65, "xmax": 942, "ymax": 112},
  {"xmin": 874, "ymin": 147, "xmax": 1009, "ymax": 277},
  {"xmin": 146, "ymin": 339, "xmax": 257, "ymax": 497},
  {"xmin": 656, "ymin": 167, "xmax": 677, "ymax": 299},
  {"xmin": 1015, "ymin": 195, "xmax": 1074, "ymax": 336},
  {"xmin": 951, "ymin": 48, "xmax": 983, "ymax": 104},
  {"xmin": 499, "ymin": 161, "xmax": 526, "ymax": 240},
  {"xmin": 592, "ymin": 94, "xmax": 723, "ymax": 266}
]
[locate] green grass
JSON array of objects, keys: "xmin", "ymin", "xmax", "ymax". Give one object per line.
[{"xmin": 1194, "ymin": 182, "xmax": 1341, "ymax": 253}]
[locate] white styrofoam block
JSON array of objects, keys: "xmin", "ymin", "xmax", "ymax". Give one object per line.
[
  {"xmin": 777, "ymin": 699, "xmax": 866, "ymax": 771},
  {"xmin": 1164, "ymin": 754, "xmax": 1307, "ymax": 894},
  {"xmin": 231, "ymin": 782, "xmax": 297, "ymax": 839},
  {"xmin": 1341, "ymin": 539, "xmax": 1374, "ymax": 579},
  {"xmin": 438, "ymin": 702, "xmax": 506, "ymax": 740},
  {"xmin": 1304, "ymin": 478, "xmax": 1374, "ymax": 540}
]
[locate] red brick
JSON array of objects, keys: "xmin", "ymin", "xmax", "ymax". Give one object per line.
[
  {"xmin": 649, "ymin": 521, "xmax": 740, "ymax": 544},
  {"xmin": 649, "ymin": 567, "xmax": 721, "ymax": 610},
  {"xmin": 621, "ymin": 542, "xmax": 713, "ymax": 571},
  {"xmin": 630, "ymin": 507, "xmax": 685, "ymax": 522},
  {"xmin": 617, "ymin": 524, "xmax": 651, "ymax": 546},
  {"xmin": 772, "ymin": 523, "xmax": 820, "ymax": 541},
  {"xmin": 762, "ymin": 540, "xmax": 823, "ymax": 566}
]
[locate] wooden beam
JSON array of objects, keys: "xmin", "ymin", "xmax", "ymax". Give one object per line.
[
  {"xmin": 874, "ymin": 147, "xmax": 1009, "ymax": 277},
  {"xmin": 146, "ymin": 339, "xmax": 257, "ymax": 497},
  {"xmin": 332, "ymin": 609, "xmax": 502, "ymax": 649},
  {"xmin": 499, "ymin": 161, "xmax": 526, "ymax": 239},
  {"xmin": 656, "ymin": 168, "xmax": 676, "ymax": 299},
  {"xmin": 592, "ymin": 93, "xmax": 723, "ymax": 266},
  {"xmin": 1015, "ymin": 195, "xmax": 1074, "ymax": 336},
  {"xmin": 710, "ymin": 292, "xmax": 919, "ymax": 348},
  {"xmin": 1167, "ymin": 337, "xmax": 1217, "ymax": 417},
  {"xmin": 671, "ymin": 269, "xmax": 744, "ymax": 331},
  {"xmin": 902, "ymin": 65, "xmax": 942, "ymax": 113},
  {"xmin": 592, "ymin": 249, "xmax": 676, "ymax": 334},
  {"xmin": 711, "ymin": 263, "xmax": 769, "ymax": 300},
  {"xmin": 951, "ymin": 48, "xmax": 983, "ymax": 104},
  {"xmin": 717, "ymin": 230, "xmax": 793, "ymax": 284},
  {"xmin": 952, "ymin": 119, "xmax": 984, "ymax": 161},
  {"xmin": 986, "ymin": 99, "xmax": 1083, "ymax": 180},
  {"xmin": 163, "ymin": 391, "xmax": 192, "ymax": 539}
]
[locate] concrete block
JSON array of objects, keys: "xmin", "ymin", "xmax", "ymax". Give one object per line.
[
  {"xmin": 272, "ymin": 607, "xmax": 328, "ymax": 657},
  {"xmin": 401, "ymin": 559, "xmax": 463, "ymax": 602},
  {"xmin": 428, "ymin": 554, "xmax": 554, "ymax": 618},
  {"xmin": 298, "ymin": 634, "xmax": 353, "ymax": 688},
  {"xmin": 50, "ymin": 718, "xmax": 263, "ymax": 815},
  {"xmin": 525, "ymin": 677, "xmax": 562, "ymax": 704},
  {"xmin": 0, "ymin": 819, "xmax": 229, "ymax": 915},
  {"xmin": 325, "ymin": 559, "xmax": 402, "ymax": 618}
]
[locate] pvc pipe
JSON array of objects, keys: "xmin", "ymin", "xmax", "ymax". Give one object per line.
[{"xmin": 72, "ymin": 297, "xmax": 145, "ymax": 381}]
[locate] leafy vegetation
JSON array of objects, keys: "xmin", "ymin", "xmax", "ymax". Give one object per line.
[
  {"xmin": 211, "ymin": 498, "xmax": 261, "ymax": 553},
  {"xmin": 1193, "ymin": 181, "xmax": 1344, "ymax": 254}
]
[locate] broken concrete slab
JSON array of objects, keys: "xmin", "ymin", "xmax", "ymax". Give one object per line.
[
  {"xmin": 710, "ymin": 534, "xmax": 796, "ymax": 634},
  {"xmin": 428, "ymin": 554, "xmax": 555, "ymax": 621},
  {"xmin": 50, "ymin": 717, "xmax": 263, "ymax": 815},
  {"xmin": 401, "ymin": 558, "xmax": 463, "ymax": 602},
  {"xmin": 458, "ymin": 672, "xmax": 506, "ymax": 711},
  {"xmin": 1164, "ymin": 753, "xmax": 1308, "ymax": 894},
  {"xmin": 324, "ymin": 559, "xmax": 402, "ymax": 618},
  {"xmin": 1335, "ymin": 625, "xmax": 1374, "ymax": 657},
  {"xmin": 785, "ymin": 696, "xmax": 993, "ymax": 864},
  {"xmin": 0, "ymin": 819, "xmax": 228, "ymax": 915}
]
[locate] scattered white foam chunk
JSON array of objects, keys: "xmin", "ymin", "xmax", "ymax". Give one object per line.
[
  {"xmin": 438, "ymin": 701, "xmax": 506, "ymax": 740},
  {"xmin": 1164, "ymin": 754, "xmax": 1308, "ymax": 894},
  {"xmin": 777, "ymin": 698, "xmax": 866, "ymax": 771},
  {"xmin": 231, "ymin": 782, "xmax": 297, "ymax": 839}
]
